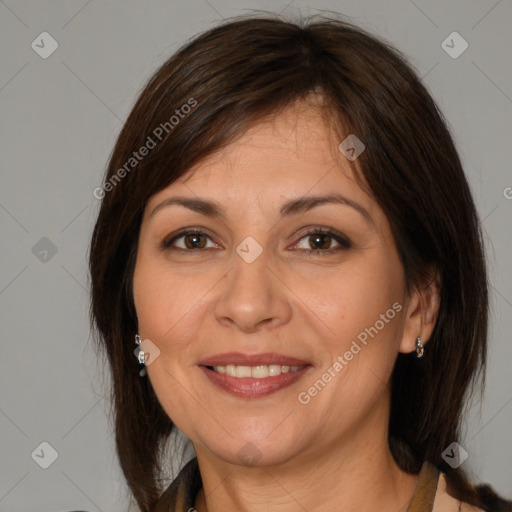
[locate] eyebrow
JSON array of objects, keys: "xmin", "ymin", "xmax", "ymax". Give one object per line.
[{"xmin": 150, "ymin": 194, "xmax": 374, "ymax": 225}]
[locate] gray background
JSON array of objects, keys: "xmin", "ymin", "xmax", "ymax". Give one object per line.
[{"xmin": 1, "ymin": 0, "xmax": 511, "ymax": 510}]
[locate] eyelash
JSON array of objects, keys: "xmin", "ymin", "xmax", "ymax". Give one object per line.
[{"xmin": 161, "ymin": 227, "xmax": 351, "ymax": 256}]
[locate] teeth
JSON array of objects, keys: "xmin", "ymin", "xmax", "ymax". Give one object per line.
[
  {"xmin": 212, "ymin": 364, "xmax": 304, "ymax": 378},
  {"xmin": 252, "ymin": 365, "xmax": 269, "ymax": 378},
  {"xmin": 236, "ymin": 365, "xmax": 252, "ymax": 378},
  {"xmin": 268, "ymin": 364, "xmax": 281, "ymax": 376}
]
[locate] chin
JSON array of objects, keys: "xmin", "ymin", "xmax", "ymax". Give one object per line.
[{"xmin": 195, "ymin": 426, "xmax": 308, "ymax": 468}]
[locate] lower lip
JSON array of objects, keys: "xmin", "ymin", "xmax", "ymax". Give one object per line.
[{"xmin": 199, "ymin": 365, "xmax": 312, "ymax": 398}]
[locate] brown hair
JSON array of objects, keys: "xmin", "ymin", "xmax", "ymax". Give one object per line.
[{"xmin": 89, "ymin": 13, "xmax": 511, "ymax": 511}]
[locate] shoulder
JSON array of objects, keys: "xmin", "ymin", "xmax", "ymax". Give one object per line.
[{"xmin": 433, "ymin": 473, "xmax": 485, "ymax": 512}]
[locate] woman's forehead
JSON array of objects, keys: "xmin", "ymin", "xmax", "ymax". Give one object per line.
[
  {"xmin": 189, "ymin": 96, "xmax": 348, "ymax": 167},
  {"xmin": 144, "ymin": 111, "xmax": 385, "ymax": 235},
  {"xmin": 166, "ymin": 103, "xmax": 360, "ymax": 192}
]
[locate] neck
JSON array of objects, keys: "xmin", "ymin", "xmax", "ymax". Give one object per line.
[{"xmin": 193, "ymin": 396, "xmax": 419, "ymax": 512}]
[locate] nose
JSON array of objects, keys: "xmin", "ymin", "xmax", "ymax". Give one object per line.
[{"xmin": 213, "ymin": 246, "xmax": 292, "ymax": 333}]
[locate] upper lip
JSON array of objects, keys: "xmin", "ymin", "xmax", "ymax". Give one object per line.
[{"xmin": 198, "ymin": 352, "xmax": 310, "ymax": 367}]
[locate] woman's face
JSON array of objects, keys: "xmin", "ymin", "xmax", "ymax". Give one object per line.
[{"xmin": 133, "ymin": 100, "xmax": 420, "ymax": 468}]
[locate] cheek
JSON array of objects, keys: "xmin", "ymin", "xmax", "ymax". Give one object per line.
[
  {"xmin": 133, "ymin": 249, "xmax": 177, "ymax": 340},
  {"xmin": 331, "ymin": 263, "xmax": 404, "ymax": 381},
  {"xmin": 299, "ymin": 278, "xmax": 404, "ymax": 420},
  {"xmin": 134, "ymin": 265, "xmax": 182, "ymax": 339},
  {"xmin": 303, "ymin": 256, "xmax": 404, "ymax": 348},
  {"xmin": 132, "ymin": 256, "xmax": 203, "ymax": 421},
  {"xmin": 132, "ymin": 253, "xmax": 217, "ymax": 353}
]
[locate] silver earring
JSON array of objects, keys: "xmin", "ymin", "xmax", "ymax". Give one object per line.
[
  {"xmin": 134, "ymin": 334, "xmax": 147, "ymax": 376},
  {"xmin": 415, "ymin": 337, "xmax": 424, "ymax": 358}
]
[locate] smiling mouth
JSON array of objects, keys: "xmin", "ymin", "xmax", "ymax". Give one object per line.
[
  {"xmin": 199, "ymin": 364, "xmax": 312, "ymax": 398},
  {"xmin": 207, "ymin": 364, "xmax": 307, "ymax": 378}
]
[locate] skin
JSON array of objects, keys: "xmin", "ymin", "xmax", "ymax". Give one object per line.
[{"xmin": 133, "ymin": 96, "xmax": 439, "ymax": 512}]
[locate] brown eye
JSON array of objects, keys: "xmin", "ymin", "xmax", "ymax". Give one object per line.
[
  {"xmin": 294, "ymin": 229, "xmax": 351, "ymax": 255},
  {"xmin": 162, "ymin": 230, "xmax": 217, "ymax": 251},
  {"xmin": 308, "ymin": 234, "xmax": 333, "ymax": 250},
  {"xmin": 183, "ymin": 233, "xmax": 207, "ymax": 249}
]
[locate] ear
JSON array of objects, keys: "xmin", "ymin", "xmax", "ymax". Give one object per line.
[{"xmin": 399, "ymin": 269, "xmax": 441, "ymax": 354}]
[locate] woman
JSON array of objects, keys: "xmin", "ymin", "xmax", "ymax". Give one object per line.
[{"xmin": 89, "ymin": 14, "xmax": 512, "ymax": 512}]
